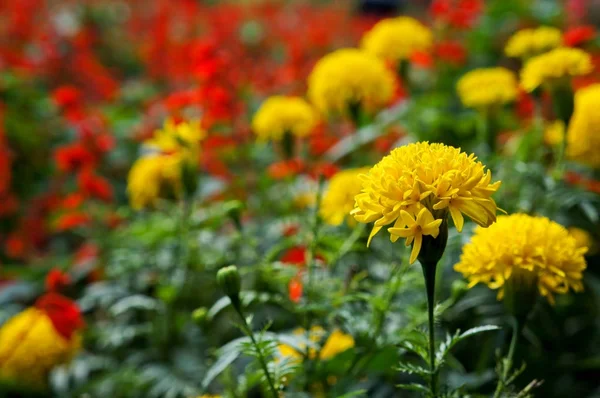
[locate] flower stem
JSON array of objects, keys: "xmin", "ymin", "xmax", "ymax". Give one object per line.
[
  {"xmin": 493, "ymin": 316, "xmax": 521, "ymax": 398},
  {"xmin": 421, "ymin": 260, "xmax": 438, "ymax": 397},
  {"xmin": 233, "ymin": 305, "xmax": 278, "ymax": 398}
]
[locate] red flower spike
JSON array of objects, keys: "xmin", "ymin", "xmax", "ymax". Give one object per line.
[
  {"xmin": 45, "ymin": 268, "xmax": 71, "ymax": 292},
  {"xmin": 35, "ymin": 293, "xmax": 84, "ymax": 340},
  {"xmin": 288, "ymin": 277, "xmax": 303, "ymax": 303}
]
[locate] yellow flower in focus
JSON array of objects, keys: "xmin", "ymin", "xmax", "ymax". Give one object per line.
[
  {"xmin": 457, "ymin": 67, "xmax": 518, "ymax": 109},
  {"xmin": 505, "ymin": 26, "xmax": 562, "ymax": 59},
  {"xmin": 454, "ymin": 214, "xmax": 587, "ymax": 304},
  {"xmin": 0, "ymin": 308, "xmax": 82, "ymax": 388},
  {"xmin": 544, "ymin": 120, "xmax": 565, "ymax": 146},
  {"xmin": 566, "ymin": 84, "xmax": 600, "ymax": 168},
  {"xmin": 568, "ymin": 227, "xmax": 593, "ymax": 251},
  {"xmin": 320, "ymin": 167, "xmax": 370, "ymax": 226},
  {"xmin": 127, "ymin": 154, "xmax": 184, "ymax": 210},
  {"xmin": 307, "ymin": 48, "xmax": 395, "ymax": 116},
  {"xmin": 252, "ymin": 96, "xmax": 318, "ymax": 141},
  {"xmin": 361, "ymin": 17, "xmax": 433, "ymax": 63},
  {"xmin": 146, "ymin": 118, "xmax": 205, "ymax": 158},
  {"xmin": 277, "ymin": 326, "xmax": 354, "ymax": 362},
  {"xmin": 352, "ymin": 142, "xmax": 501, "ymax": 264},
  {"xmin": 521, "ymin": 47, "xmax": 593, "ymax": 92}
]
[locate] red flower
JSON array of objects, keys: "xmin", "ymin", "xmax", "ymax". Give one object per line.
[
  {"xmin": 45, "ymin": 268, "xmax": 71, "ymax": 292},
  {"xmin": 309, "ymin": 162, "xmax": 340, "ymax": 180},
  {"xmin": 55, "ymin": 212, "xmax": 91, "ymax": 231},
  {"xmin": 288, "ymin": 277, "xmax": 303, "ymax": 303},
  {"xmin": 267, "ymin": 158, "xmax": 305, "ymax": 180},
  {"xmin": 77, "ymin": 168, "xmax": 113, "ymax": 202},
  {"xmin": 55, "ymin": 144, "xmax": 96, "ymax": 172},
  {"xmin": 61, "ymin": 193, "xmax": 86, "ymax": 210},
  {"xmin": 563, "ymin": 25, "xmax": 596, "ymax": 47},
  {"xmin": 281, "ymin": 246, "xmax": 308, "ymax": 266},
  {"xmin": 35, "ymin": 293, "xmax": 84, "ymax": 340},
  {"xmin": 430, "ymin": 0, "xmax": 483, "ymax": 29},
  {"xmin": 435, "ymin": 41, "xmax": 467, "ymax": 66},
  {"xmin": 410, "ymin": 51, "xmax": 434, "ymax": 69},
  {"xmin": 52, "ymin": 85, "xmax": 82, "ymax": 109},
  {"xmin": 5, "ymin": 233, "xmax": 26, "ymax": 259}
]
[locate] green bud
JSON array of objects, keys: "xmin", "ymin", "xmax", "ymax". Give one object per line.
[
  {"xmin": 192, "ymin": 307, "xmax": 208, "ymax": 325},
  {"xmin": 157, "ymin": 285, "xmax": 177, "ymax": 304},
  {"xmin": 223, "ymin": 200, "xmax": 244, "ymax": 230},
  {"xmin": 217, "ymin": 265, "xmax": 242, "ymax": 306}
]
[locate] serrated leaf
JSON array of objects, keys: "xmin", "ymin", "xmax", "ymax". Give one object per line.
[
  {"xmin": 458, "ymin": 325, "xmax": 500, "ymax": 340},
  {"xmin": 397, "ymin": 361, "xmax": 431, "ymax": 377},
  {"xmin": 397, "ymin": 383, "xmax": 430, "ymax": 394}
]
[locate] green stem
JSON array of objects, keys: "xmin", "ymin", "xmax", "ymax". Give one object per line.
[
  {"xmin": 421, "ymin": 261, "xmax": 438, "ymax": 397},
  {"xmin": 233, "ymin": 306, "xmax": 278, "ymax": 398},
  {"xmin": 493, "ymin": 317, "xmax": 521, "ymax": 398}
]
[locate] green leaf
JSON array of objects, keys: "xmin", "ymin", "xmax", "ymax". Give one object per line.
[
  {"xmin": 335, "ymin": 389, "xmax": 367, "ymax": 398},
  {"xmin": 201, "ymin": 348, "xmax": 241, "ymax": 389},
  {"xmin": 397, "ymin": 383, "xmax": 430, "ymax": 394}
]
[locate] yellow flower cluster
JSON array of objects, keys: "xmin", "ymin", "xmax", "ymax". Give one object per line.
[
  {"xmin": 454, "ymin": 214, "xmax": 587, "ymax": 304},
  {"xmin": 361, "ymin": 16, "xmax": 433, "ymax": 63},
  {"xmin": 520, "ymin": 47, "xmax": 593, "ymax": 92},
  {"xmin": 320, "ymin": 167, "xmax": 371, "ymax": 226},
  {"xmin": 278, "ymin": 326, "xmax": 354, "ymax": 361},
  {"xmin": 566, "ymin": 84, "xmax": 600, "ymax": 168},
  {"xmin": 252, "ymin": 96, "xmax": 318, "ymax": 142},
  {"xmin": 544, "ymin": 120, "xmax": 565, "ymax": 146},
  {"xmin": 146, "ymin": 118, "xmax": 205, "ymax": 158},
  {"xmin": 568, "ymin": 227, "xmax": 593, "ymax": 251},
  {"xmin": 504, "ymin": 26, "xmax": 562, "ymax": 59},
  {"xmin": 128, "ymin": 119, "xmax": 204, "ymax": 210},
  {"xmin": 352, "ymin": 142, "xmax": 501, "ymax": 264},
  {"xmin": 457, "ymin": 67, "xmax": 518, "ymax": 109},
  {"xmin": 307, "ymin": 48, "xmax": 395, "ymax": 116},
  {"xmin": 0, "ymin": 308, "xmax": 82, "ymax": 388}
]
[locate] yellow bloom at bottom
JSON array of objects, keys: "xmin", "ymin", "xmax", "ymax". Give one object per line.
[
  {"xmin": 278, "ymin": 326, "xmax": 354, "ymax": 362},
  {"xmin": 0, "ymin": 308, "xmax": 82, "ymax": 388}
]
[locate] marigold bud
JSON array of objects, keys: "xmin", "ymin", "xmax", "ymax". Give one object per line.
[{"xmin": 217, "ymin": 265, "xmax": 241, "ymax": 306}]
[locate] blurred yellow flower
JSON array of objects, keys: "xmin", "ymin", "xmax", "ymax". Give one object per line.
[
  {"xmin": 146, "ymin": 118, "xmax": 205, "ymax": 158},
  {"xmin": 457, "ymin": 67, "xmax": 518, "ymax": 109},
  {"xmin": 0, "ymin": 308, "xmax": 81, "ymax": 388},
  {"xmin": 352, "ymin": 142, "xmax": 501, "ymax": 264},
  {"xmin": 505, "ymin": 26, "xmax": 562, "ymax": 59},
  {"xmin": 566, "ymin": 84, "xmax": 600, "ymax": 168},
  {"xmin": 568, "ymin": 227, "xmax": 593, "ymax": 251},
  {"xmin": 278, "ymin": 326, "xmax": 354, "ymax": 361},
  {"xmin": 320, "ymin": 167, "xmax": 370, "ymax": 226},
  {"xmin": 361, "ymin": 16, "xmax": 433, "ymax": 63},
  {"xmin": 127, "ymin": 154, "xmax": 184, "ymax": 210},
  {"xmin": 307, "ymin": 48, "xmax": 395, "ymax": 116},
  {"xmin": 196, "ymin": 396, "xmax": 221, "ymax": 398},
  {"xmin": 521, "ymin": 47, "xmax": 593, "ymax": 92},
  {"xmin": 252, "ymin": 96, "xmax": 318, "ymax": 141},
  {"xmin": 454, "ymin": 214, "xmax": 587, "ymax": 304},
  {"xmin": 544, "ymin": 120, "xmax": 565, "ymax": 146}
]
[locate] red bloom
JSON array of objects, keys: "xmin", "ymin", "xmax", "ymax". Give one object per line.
[
  {"xmin": 288, "ymin": 277, "xmax": 303, "ymax": 303},
  {"xmin": 267, "ymin": 158, "xmax": 305, "ymax": 180},
  {"xmin": 74, "ymin": 243, "xmax": 99, "ymax": 266},
  {"xmin": 77, "ymin": 168, "xmax": 113, "ymax": 202},
  {"xmin": 55, "ymin": 143, "xmax": 96, "ymax": 172},
  {"xmin": 45, "ymin": 268, "xmax": 71, "ymax": 292},
  {"xmin": 55, "ymin": 212, "xmax": 91, "ymax": 231},
  {"xmin": 5, "ymin": 233, "xmax": 26, "ymax": 259},
  {"xmin": 309, "ymin": 162, "xmax": 340, "ymax": 180},
  {"xmin": 36, "ymin": 293, "xmax": 84, "ymax": 340},
  {"xmin": 52, "ymin": 85, "xmax": 82, "ymax": 109},
  {"xmin": 280, "ymin": 246, "xmax": 308, "ymax": 266},
  {"xmin": 430, "ymin": 0, "xmax": 483, "ymax": 29},
  {"xmin": 563, "ymin": 25, "xmax": 596, "ymax": 47},
  {"xmin": 435, "ymin": 41, "xmax": 467, "ymax": 65},
  {"xmin": 410, "ymin": 51, "xmax": 434, "ymax": 69}
]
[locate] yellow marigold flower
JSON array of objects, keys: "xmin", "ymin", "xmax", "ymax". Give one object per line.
[
  {"xmin": 352, "ymin": 142, "xmax": 501, "ymax": 264},
  {"xmin": 505, "ymin": 26, "xmax": 562, "ymax": 58},
  {"xmin": 457, "ymin": 67, "xmax": 518, "ymax": 109},
  {"xmin": 361, "ymin": 16, "xmax": 433, "ymax": 63},
  {"xmin": 307, "ymin": 48, "xmax": 395, "ymax": 116},
  {"xmin": 278, "ymin": 326, "xmax": 354, "ymax": 362},
  {"xmin": 544, "ymin": 120, "xmax": 565, "ymax": 146},
  {"xmin": 0, "ymin": 298, "xmax": 83, "ymax": 388},
  {"xmin": 568, "ymin": 227, "xmax": 593, "ymax": 252},
  {"xmin": 127, "ymin": 154, "xmax": 184, "ymax": 210},
  {"xmin": 454, "ymin": 214, "xmax": 587, "ymax": 304},
  {"xmin": 320, "ymin": 167, "xmax": 371, "ymax": 226},
  {"xmin": 566, "ymin": 84, "xmax": 600, "ymax": 168},
  {"xmin": 146, "ymin": 118, "xmax": 205, "ymax": 158},
  {"xmin": 520, "ymin": 47, "xmax": 593, "ymax": 92},
  {"xmin": 252, "ymin": 96, "xmax": 318, "ymax": 141}
]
